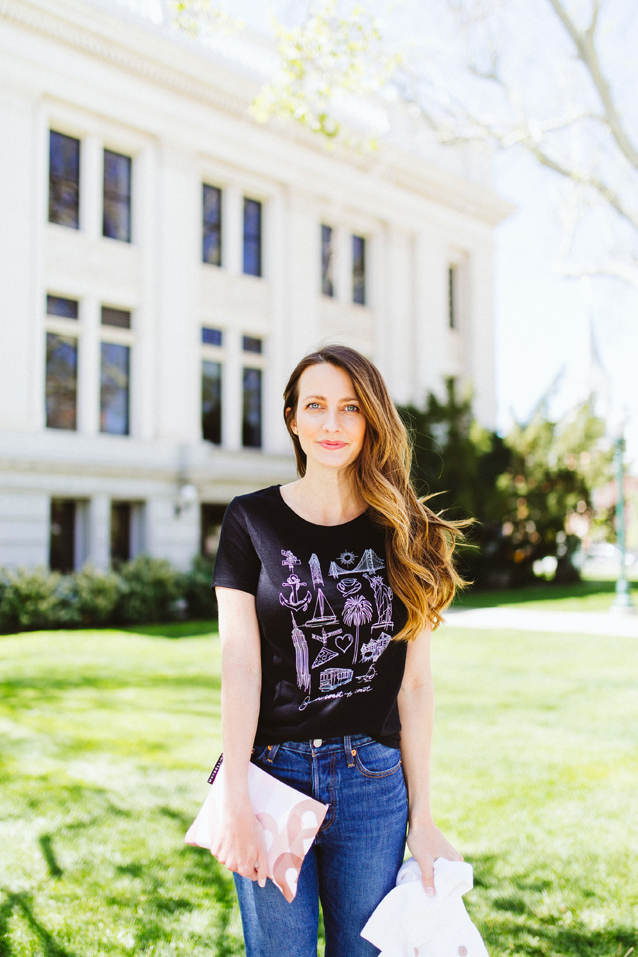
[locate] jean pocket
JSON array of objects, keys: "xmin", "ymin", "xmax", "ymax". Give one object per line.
[{"xmin": 353, "ymin": 742, "xmax": 402, "ymax": 778}]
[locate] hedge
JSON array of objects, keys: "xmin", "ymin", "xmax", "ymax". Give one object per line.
[{"xmin": 0, "ymin": 555, "xmax": 217, "ymax": 633}]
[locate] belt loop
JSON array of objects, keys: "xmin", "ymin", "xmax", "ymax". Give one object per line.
[
  {"xmin": 266, "ymin": 743, "xmax": 280, "ymax": 764},
  {"xmin": 344, "ymin": 735, "xmax": 354, "ymax": 767}
]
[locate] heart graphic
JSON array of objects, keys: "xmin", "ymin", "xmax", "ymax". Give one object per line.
[{"xmin": 336, "ymin": 633, "xmax": 353, "ymax": 654}]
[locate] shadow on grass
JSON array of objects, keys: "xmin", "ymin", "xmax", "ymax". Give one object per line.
[
  {"xmin": 0, "ymin": 890, "xmax": 77, "ymax": 957},
  {"xmin": 120, "ymin": 620, "xmax": 218, "ymax": 639},
  {"xmin": 471, "ymin": 855, "xmax": 637, "ymax": 957},
  {"xmin": 453, "ymin": 580, "xmax": 618, "ymax": 609}
]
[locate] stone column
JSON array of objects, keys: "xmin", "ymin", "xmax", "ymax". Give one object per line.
[
  {"xmin": 88, "ymin": 494, "xmax": 110, "ymax": 570},
  {"xmin": 223, "ymin": 184, "xmax": 242, "ymax": 276}
]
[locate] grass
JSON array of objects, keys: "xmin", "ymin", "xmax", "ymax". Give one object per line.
[
  {"xmin": 454, "ymin": 578, "xmax": 638, "ymax": 613},
  {"xmin": 1, "ymin": 624, "xmax": 637, "ymax": 957}
]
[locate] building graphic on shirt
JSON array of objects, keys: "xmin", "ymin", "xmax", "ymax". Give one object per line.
[
  {"xmin": 309, "ymin": 553, "xmax": 324, "ymax": 588},
  {"xmin": 290, "ymin": 613, "xmax": 311, "ymax": 694},
  {"xmin": 360, "ymin": 633, "xmax": 392, "ymax": 663}
]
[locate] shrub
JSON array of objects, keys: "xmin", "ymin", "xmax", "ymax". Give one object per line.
[
  {"xmin": 180, "ymin": 555, "xmax": 217, "ymax": 619},
  {"xmin": 115, "ymin": 556, "xmax": 180, "ymax": 624},
  {"xmin": 67, "ymin": 566, "xmax": 122, "ymax": 626},
  {"xmin": 0, "ymin": 567, "xmax": 70, "ymax": 632}
]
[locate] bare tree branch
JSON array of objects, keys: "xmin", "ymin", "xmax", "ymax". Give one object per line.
[{"xmin": 546, "ymin": 0, "xmax": 638, "ymax": 169}]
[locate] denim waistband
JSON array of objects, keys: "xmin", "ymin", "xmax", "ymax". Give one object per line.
[{"xmin": 256, "ymin": 733, "xmax": 380, "ymax": 767}]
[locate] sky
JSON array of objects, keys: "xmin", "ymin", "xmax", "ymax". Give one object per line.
[{"xmin": 493, "ymin": 148, "xmax": 638, "ymax": 462}]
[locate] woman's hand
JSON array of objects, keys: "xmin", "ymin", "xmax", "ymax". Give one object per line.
[
  {"xmin": 406, "ymin": 818, "xmax": 463, "ymax": 896},
  {"xmin": 211, "ymin": 797, "xmax": 269, "ymax": 887}
]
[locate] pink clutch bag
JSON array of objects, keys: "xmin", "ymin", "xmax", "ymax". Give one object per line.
[{"xmin": 185, "ymin": 755, "xmax": 329, "ymax": 902}]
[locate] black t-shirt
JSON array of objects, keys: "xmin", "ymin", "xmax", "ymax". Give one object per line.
[{"xmin": 213, "ymin": 485, "xmax": 408, "ymax": 746}]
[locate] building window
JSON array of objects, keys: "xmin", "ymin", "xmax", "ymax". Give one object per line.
[
  {"xmin": 321, "ymin": 225, "xmax": 334, "ymax": 297},
  {"xmin": 100, "ymin": 342, "xmax": 130, "ymax": 435},
  {"xmin": 243, "ymin": 198, "xmax": 262, "ymax": 277},
  {"xmin": 202, "ymin": 327, "xmax": 223, "ymax": 346},
  {"xmin": 200, "ymin": 503, "xmax": 227, "ymax": 558},
  {"xmin": 242, "ymin": 367, "xmax": 262, "ymax": 449},
  {"xmin": 202, "ymin": 360, "xmax": 222, "ymax": 444},
  {"xmin": 49, "ymin": 131, "xmax": 80, "ymax": 228},
  {"xmin": 49, "ymin": 499, "xmax": 76, "ymax": 573},
  {"xmin": 448, "ymin": 265, "xmax": 457, "ymax": 329},
  {"xmin": 47, "ymin": 295, "xmax": 78, "ymax": 319},
  {"xmin": 111, "ymin": 502, "xmax": 131, "ymax": 564},
  {"xmin": 242, "ymin": 335, "xmax": 262, "ymax": 354},
  {"xmin": 353, "ymin": 235, "xmax": 366, "ymax": 305},
  {"xmin": 103, "ymin": 149, "xmax": 132, "ymax": 242},
  {"xmin": 102, "ymin": 306, "xmax": 131, "ymax": 329},
  {"xmin": 46, "ymin": 333, "xmax": 77, "ymax": 430},
  {"xmin": 203, "ymin": 184, "xmax": 222, "ymax": 266}
]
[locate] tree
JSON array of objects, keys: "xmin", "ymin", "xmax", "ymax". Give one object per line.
[
  {"xmin": 400, "ymin": 384, "xmax": 613, "ymax": 587},
  {"xmin": 174, "ymin": 0, "xmax": 637, "ymax": 291}
]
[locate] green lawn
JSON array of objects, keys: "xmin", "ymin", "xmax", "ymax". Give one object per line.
[
  {"xmin": 1, "ymin": 624, "xmax": 637, "ymax": 957},
  {"xmin": 454, "ymin": 578, "xmax": 638, "ymax": 613}
]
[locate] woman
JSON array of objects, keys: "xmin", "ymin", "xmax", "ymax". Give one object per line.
[{"xmin": 212, "ymin": 345, "xmax": 464, "ymax": 957}]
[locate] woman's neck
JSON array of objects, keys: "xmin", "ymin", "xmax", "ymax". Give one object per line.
[{"xmin": 280, "ymin": 465, "xmax": 366, "ymax": 527}]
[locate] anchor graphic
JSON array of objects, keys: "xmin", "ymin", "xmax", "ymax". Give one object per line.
[{"xmin": 279, "ymin": 574, "xmax": 312, "ymax": 612}]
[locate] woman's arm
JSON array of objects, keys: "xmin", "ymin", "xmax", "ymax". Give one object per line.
[
  {"xmin": 212, "ymin": 587, "xmax": 268, "ymax": 887},
  {"xmin": 398, "ymin": 622, "xmax": 463, "ymax": 895}
]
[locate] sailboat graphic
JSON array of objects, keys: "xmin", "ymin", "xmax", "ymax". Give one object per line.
[
  {"xmin": 303, "ymin": 589, "xmax": 338, "ymax": 627},
  {"xmin": 329, "ymin": 548, "xmax": 385, "ymax": 579}
]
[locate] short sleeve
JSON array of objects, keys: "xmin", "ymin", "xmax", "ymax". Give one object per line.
[{"xmin": 212, "ymin": 497, "xmax": 262, "ymax": 595}]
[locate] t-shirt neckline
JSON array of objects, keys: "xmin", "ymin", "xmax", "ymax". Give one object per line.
[{"xmin": 276, "ymin": 485, "xmax": 369, "ymax": 530}]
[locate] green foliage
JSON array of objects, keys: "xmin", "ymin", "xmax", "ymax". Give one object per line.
[
  {"xmin": 400, "ymin": 382, "xmax": 613, "ymax": 588},
  {"xmin": 115, "ymin": 555, "xmax": 180, "ymax": 624},
  {"xmin": 0, "ymin": 555, "xmax": 217, "ymax": 633},
  {"xmin": 0, "ymin": 567, "xmax": 69, "ymax": 631},
  {"xmin": 496, "ymin": 398, "xmax": 613, "ymax": 584},
  {"xmin": 180, "ymin": 554, "xmax": 218, "ymax": 620},
  {"xmin": 66, "ymin": 565, "xmax": 122, "ymax": 625}
]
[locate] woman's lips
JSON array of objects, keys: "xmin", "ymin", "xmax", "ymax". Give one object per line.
[{"xmin": 319, "ymin": 441, "xmax": 347, "ymax": 449}]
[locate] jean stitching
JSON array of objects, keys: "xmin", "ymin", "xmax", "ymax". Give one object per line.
[
  {"xmin": 353, "ymin": 751, "xmax": 402, "ymax": 778},
  {"xmin": 317, "ymin": 752, "xmax": 336, "ymax": 835}
]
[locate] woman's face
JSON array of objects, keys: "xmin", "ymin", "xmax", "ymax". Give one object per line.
[{"xmin": 290, "ymin": 363, "xmax": 366, "ymax": 473}]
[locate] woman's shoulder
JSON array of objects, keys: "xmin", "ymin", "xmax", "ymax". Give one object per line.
[{"xmin": 225, "ymin": 485, "xmax": 282, "ymax": 519}]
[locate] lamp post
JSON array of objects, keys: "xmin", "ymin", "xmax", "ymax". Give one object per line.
[{"xmin": 611, "ymin": 435, "xmax": 635, "ymax": 614}]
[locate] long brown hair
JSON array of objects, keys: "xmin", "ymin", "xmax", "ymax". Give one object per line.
[{"xmin": 283, "ymin": 345, "xmax": 466, "ymax": 641}]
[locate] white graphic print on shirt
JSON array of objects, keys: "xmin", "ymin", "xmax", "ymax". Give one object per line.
[{"xmin": 279, "ymin": 547, "xmax": 394, "ymax": 709}]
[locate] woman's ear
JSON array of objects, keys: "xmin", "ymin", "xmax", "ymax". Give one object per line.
[{"xmin": 285, "ymin": 407, "xmax": 297, "ymax": 435}]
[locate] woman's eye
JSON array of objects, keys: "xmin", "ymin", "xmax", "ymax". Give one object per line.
[
  {"xmin": 306, "ymin": 402, "xmax": 321, "ymax": 410},
  {"xmin": 344, "ymin": 405, "xmax": 360, "ymax": 413}
]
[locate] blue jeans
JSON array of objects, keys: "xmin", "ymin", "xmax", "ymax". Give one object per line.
[{"xmin": 233, "ymin": 734, "xmax": 408, "ymax": 957}]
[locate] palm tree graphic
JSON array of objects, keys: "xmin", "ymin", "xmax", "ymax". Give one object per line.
[{"xmin": 343, "ymin": 595, "xmax": 373, "ymax": 664}]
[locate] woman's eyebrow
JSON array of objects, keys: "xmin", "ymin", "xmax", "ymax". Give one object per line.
[{"xmin": 301, "ymin": 394, "xmax": 359, "ymax": 402}]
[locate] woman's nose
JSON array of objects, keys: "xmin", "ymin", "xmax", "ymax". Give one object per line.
[{"xmin": 323, "ymin": 408, "xmax": 342, "ymax": 432}]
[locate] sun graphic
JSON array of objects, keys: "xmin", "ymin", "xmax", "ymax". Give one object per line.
[{"xmin": 339, "ymin": 550, "xmax": 357, "ymax": 566}]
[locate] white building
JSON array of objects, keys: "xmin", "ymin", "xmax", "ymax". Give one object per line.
[{"xmin": 0, "ymin": 0, "xmax": 511, "ymax": 572}]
